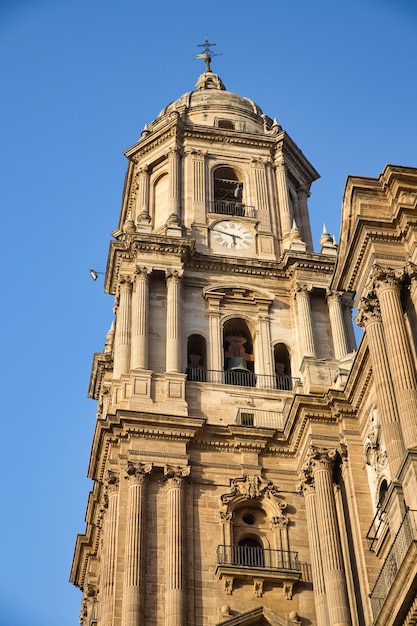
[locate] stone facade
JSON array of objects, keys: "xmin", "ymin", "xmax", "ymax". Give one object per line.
[{"xmin": 70, "ymin": 53, "xmax": 417, "ymax": 626}]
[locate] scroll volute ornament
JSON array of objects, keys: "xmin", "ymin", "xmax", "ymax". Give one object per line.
[{"xmin": 164, "ymin": 464, "xmax": 190, "ymax": 487}]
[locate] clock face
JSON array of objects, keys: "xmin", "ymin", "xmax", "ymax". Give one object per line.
[{"xmin": 211, "ymin": 220, "xmax": 255, "ymax": 253}]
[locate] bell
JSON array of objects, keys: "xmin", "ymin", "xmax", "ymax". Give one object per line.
[
  {"xmin": 225, "ymin": 357, "xmax": 256, "ymax": 387},
  {"xmin": 227, "ymin": 357, "xmax": 250, "ymax": 371}
]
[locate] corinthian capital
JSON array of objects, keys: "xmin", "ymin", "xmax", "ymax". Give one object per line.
[
  {"xmin": 165, "ymin": 268, "xmax": 184, "ymax": 283},
  {"xmin": 355, "ymin": 295, "xmax": 381, "ymax": 328},
  {"xmin": 125, "ymin": 461, "xmax": 153, "ymax": 483},
  {"xmin": 164, "ymin": 464, "xmax": 190, "ymax": 487},
  {"xmin": 135, "ymin": 265, "xmax": 152, "ymax": 280},
  {"xmin": 303, "ymin": 444, "xmax": 338, "ymax": 475},
  {"xmin": 371, "ymin": 264, "xmax": 405, "ymax": 293}
]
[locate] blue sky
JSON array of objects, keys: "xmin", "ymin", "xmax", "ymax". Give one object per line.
[{"xmin": 1, "ymin": 1, "xmax": 416, "ymax": 624}]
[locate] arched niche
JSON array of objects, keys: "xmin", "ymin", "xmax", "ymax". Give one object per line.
[
  {"xmin": 273, "ymin": 343, "xmax": 292, "ymax": 390},
  {"xmin": 223, "ymin": 317, "xmax": 255, "ymax": 386},
  {"xmin": 213, "ymin": 166, "xmax": 243, "ymax": 202},
  {"xmin": 186, "ymin": 334, "xmax": 207, "ymax": 382}
]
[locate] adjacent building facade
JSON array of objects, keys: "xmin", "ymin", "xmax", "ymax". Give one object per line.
[{"xmin": 70, "ymin": 53, "xmax": 417, "ymax": 626}]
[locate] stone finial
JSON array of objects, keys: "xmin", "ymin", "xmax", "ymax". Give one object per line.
[
  {"xmin": 289, "ymin": 220, "xmax": 307, "ymax": 252},
  {"xmin": 320, "ymin": 224, "xmax": 337, "ymax": 255},
  {"xmin": 123, "ymin": 211, "xmax": 136, "ymax": 234}
]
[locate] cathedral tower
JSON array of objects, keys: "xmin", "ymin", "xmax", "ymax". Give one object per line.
[{"xmin": 71, "ymin": 46, "xmax": 417, "ymax": 626}]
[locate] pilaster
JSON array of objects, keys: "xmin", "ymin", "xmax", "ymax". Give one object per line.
[
  {"xmin": 114, "ymin": 275, "xmax": 133, "ymax": 379},
  {"xmin": 371, "ymin": 265, "xmax": 417, "ymax": 450},
  {"xmin": 121, "ymin": 462, "xmax": 153, "ymax": 626},
  {"xmin": 302, "ymin": 446, "xmax": 351, "ymax": 626},
  {"xmin": 100, "ymin": 471, "xmax": 120, "ymax": 626},
  {"xmin": 164, "ymin": 465, "xmax": 190, "ymax": 626},
  {"xmin": 131, "ymin": 266, "xmax": 151, "ymax": 370},
  {"xmin": 356, "ymin": 295, "xmax": 405, "ymax": 477},
  {"xmin": 165, "ymin": 270, "xmax": 183, "ymax": 373}
]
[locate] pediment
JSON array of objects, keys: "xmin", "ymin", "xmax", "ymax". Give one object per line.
[
  {"xmin": 203, "ymin": 284, "xmax": 275, "ymax": 306},
  {"xmin": 216, "ymin": 605, "xmax": 298, "ymax": 626}
]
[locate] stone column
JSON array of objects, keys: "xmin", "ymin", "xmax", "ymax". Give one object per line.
[
  {"xmin": 356, "ymin": 296, "xmax": 406, "ymax": 476},
  {"xmin": 298, "ymin": 478, "xmax": 330, "ymax": 626},
  {"xmin": 114, "ymin": 275, "xmax": 133, "ymax": 378},
  {"xmin": 342, "ymin": 293, "xmax": 356, "ymax": 354},
  {"xmin": 136, "ymin": 165, "xmax": 151, "ymax": 228},
  {"xmin": 327, "ymin": 290, "xmax": 350, "ymax": 360},
  {"xmin": 167, "ymin": 147, "xmax": 181, "ymax": 227},
  {"xmin": 297, "ymin": 187, "xmax": 313, "ymax": 251},
  {"xmin": 131, "ymin": 266, "xmax": 151, "ymax": 370},
  {"xmin": 121, "ymin": 462, "xmax": 152, "ymax": 626},
  {"xmin": 303, "ymin": 446, "xmax": 351, "ymax": 626},
  {"xmin": 165, "ymin": 270, "xmax": 182, "ymax": 373},
  {"xmin": 371, "ymin": 266, "xmax": 417, "ymax": 450},
  {"xmin": 294, "ymin": 283, "xmax": 316, "ymax": 358},
  {"xmin": 164, "ymin": 465, "xmax": 190, "ymax": 626},
  {"xmin": 274, "ymin": 154, "xmax": 292, "ymax": 238},
  {"xmin": 100, "ymin": 471, "xmax": 119, "ymax": 626}
]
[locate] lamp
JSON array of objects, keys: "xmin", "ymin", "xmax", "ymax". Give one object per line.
[{"xmin": 89, "ymin": 269, "xmax": 105, "ymax": 281}]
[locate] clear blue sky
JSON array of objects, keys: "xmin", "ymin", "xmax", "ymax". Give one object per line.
[{"xmin": 1, "ymin": 1, "xmax": 416, "ymax": 624}]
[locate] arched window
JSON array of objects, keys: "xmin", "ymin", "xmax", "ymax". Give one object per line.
[
  {"xmin": 186, "ymin": 334, "xmax": 206, "ymax": 381},
  {"xmin": 377, "ymin": 479, "xmax": 389, "ymax": 510},
  {"xmin": 274, "ymin": 343, "xmax": 292, "ymax": 390},
  {"xmin": 223, "ymin": 318, "xmax": 255, "ymax": 387},
  {"xmin": 212, "ymin": 166, "xmax": 244, "ymax": 216},
  {"xmin": 236, "ymin": 537, "xmax": 265, "ymax": 568}
]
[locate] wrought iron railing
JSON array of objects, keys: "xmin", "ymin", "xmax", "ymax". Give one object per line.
[
  {"xmin": 209, "ymin": 200, "xmax": 256, "ymax": 219},
  {"xmin": 236, "ymin": 408, "xmax": 288, "ymax": 430},
  {"xmin": 217, "ymin": 545, "xmax": 300, "ymax": 572},
  {"xmin": 369, "ymin": 508, "xmax": 417, "ymax": 622},
  {"xmin": 185, "ymin": 368, "xmax": 299, "ymax": 391},
  {"xmin": 366, "ymin": 506, "xmax": 388, "ymax": 552}
]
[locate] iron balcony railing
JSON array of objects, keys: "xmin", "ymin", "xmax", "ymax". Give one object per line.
[
  {"xmin": 185, "ymin": 368, "xmax": 299, "ymax": 391},
  {"xmin": 209, "ymin": 200, "xmax": 257, "ymax": 219},
  {"xmin": 369, "ymin": 508, "xmax": 417, "ymax": 622},
  {"xmin": 217, "ymin": 545, "xmax": 300, "ymax": 572},
  {"xmin": 366, "ymin": 506, "xmax": 388, "ymax": 552},
  {"xmin": 236, "ymin": 408, "xmax": 288, "ymax": 430}
]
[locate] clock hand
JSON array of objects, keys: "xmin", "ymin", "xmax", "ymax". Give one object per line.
[{"xmin": 211, "ymin": 228, "xmax": 243, "ymax": 239}]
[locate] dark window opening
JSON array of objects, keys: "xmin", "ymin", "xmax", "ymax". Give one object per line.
[
  {"xmin": 214, "ymin": 167, "xmax": 243, "ymax": 203},
  {"xmin": 235, "ymin": 537, "xmax": 265, "ymax": 567},
  {"xmin": 218, "ymin": 119, "xmax": 235, "ymax": 130}
]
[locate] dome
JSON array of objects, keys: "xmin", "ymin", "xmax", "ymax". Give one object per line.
[{"xmin": 156, "ymin": 70, "xmax": 272, "ymax": 135}]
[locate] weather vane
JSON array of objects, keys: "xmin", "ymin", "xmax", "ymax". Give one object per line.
[{"xmin": 195, "ymin": 34, "xmax": 222, "ymax": 72}]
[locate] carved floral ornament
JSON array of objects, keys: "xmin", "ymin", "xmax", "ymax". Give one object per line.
[
  {"xmin": 363, "ymin": 408, "xmax": 388, "ymax": 476},
  {"xmin": 220, "ymin": 473, "xmax": 287, "ymax": 518}
]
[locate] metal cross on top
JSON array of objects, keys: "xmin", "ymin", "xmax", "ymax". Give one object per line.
[{"xmin": 195, "ymin": 34, "xmax": 221, "ymax": 72}]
